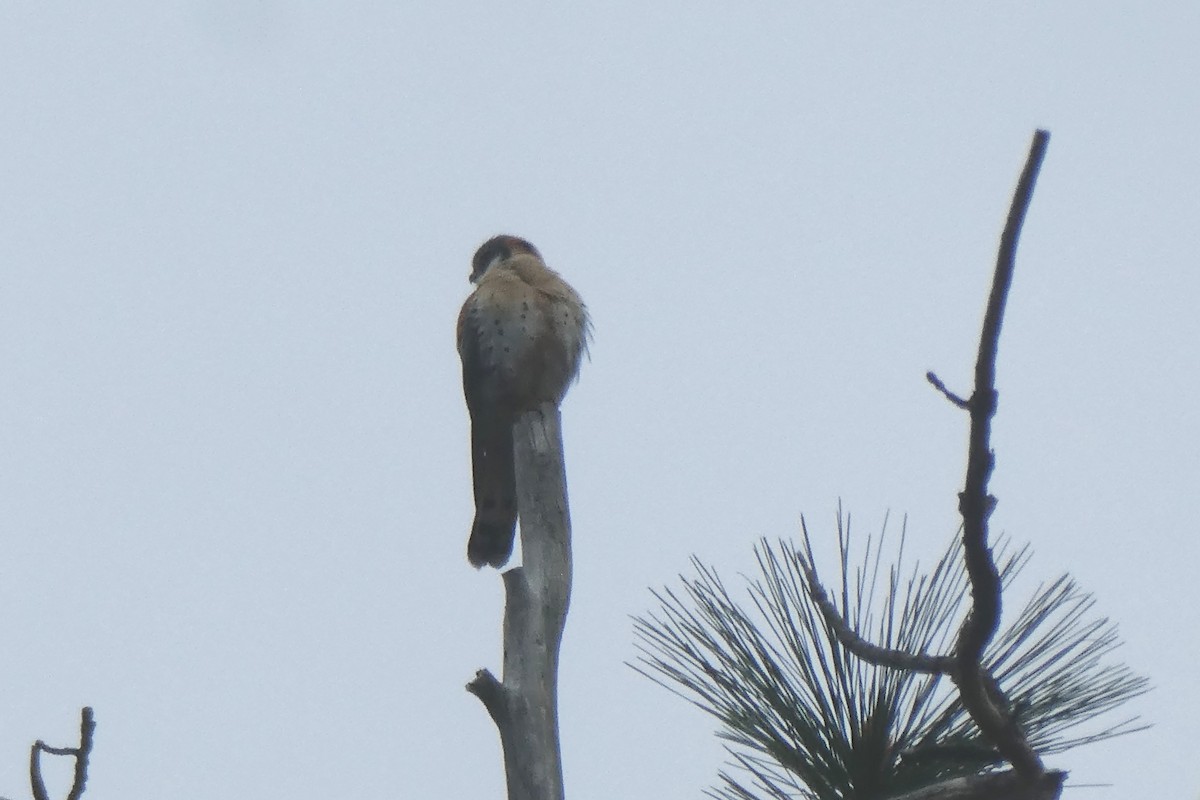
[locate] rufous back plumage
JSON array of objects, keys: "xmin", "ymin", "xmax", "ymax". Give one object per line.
[{"xmin": 457, "ymin": 235, "xmax": 590, "ymax": 568}]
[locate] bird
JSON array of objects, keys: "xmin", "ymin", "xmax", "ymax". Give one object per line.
[{"xmin": 456, "ymin": 235, "xmax": 591, "ymax": 568}]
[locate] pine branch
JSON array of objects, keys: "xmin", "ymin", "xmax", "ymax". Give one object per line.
[{"xmin": 951, "ymin": 129, "xmax": 1050, "ymax": 782}]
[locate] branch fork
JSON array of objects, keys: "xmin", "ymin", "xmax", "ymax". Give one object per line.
[
  {"xmin": 30, "ymin": 707, "xmax": 95, "ymax": 800},
  {"xmin": 805, "ymin": 130, "xmax": 1055, "ymax": 795}
]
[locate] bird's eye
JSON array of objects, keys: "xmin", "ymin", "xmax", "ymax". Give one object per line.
[{"xmin": 471, "ymin": 239, "xmax": 513, "ymax": 280}]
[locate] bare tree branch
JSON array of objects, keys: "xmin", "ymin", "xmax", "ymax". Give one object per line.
[
  {"xmin": 30, "ymin": 707, "xmax": 95, "ymax": 800},
  {"xmin": 955, "ymin": 127, "xmax": 1050, "ymax": 675},
  {"xmin": 796, "ymin": 130, "xmax": 1054, "ymax": 794},
  {"xmin": 466, "ymin": 669, "xmax": 509, "ymax": 726},
  {"xmin": 951, "ymin": 129, "xmax": 1050, "ymax": 781},
  {"xmin": 798, "ymin": 520, "xmax": 955, "ymax": 676},
  {"xmin": 926, "ymin": 371, "xmax": 970, "ymax": 409}
]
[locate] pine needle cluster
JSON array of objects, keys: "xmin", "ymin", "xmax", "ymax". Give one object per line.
[{"xmin": 632, "ymin": 513, "xmax": 1148, "ymax": 800}]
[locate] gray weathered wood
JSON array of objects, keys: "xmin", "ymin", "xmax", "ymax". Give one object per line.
[
  {"xmin": 886, "ymin": 768, "xmax": 1065, "ymax": 800},
  {"xmin": 467, "ymin": 403, "xmax": 573, "ymax": 800}
]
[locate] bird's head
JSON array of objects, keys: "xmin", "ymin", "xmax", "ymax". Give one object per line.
[{"xmin": 470, "ymin": 234, "xmax": 541, "ymax": 283}]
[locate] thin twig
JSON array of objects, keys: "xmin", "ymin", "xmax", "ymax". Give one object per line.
[
  {"xmin": 798, "ymin": 549, "xmax": 955, "ymax": 676},
  {"xmin": 926, "ymin": 371, "xmax": 969, "ymax": 409},
  {"xmin": 800, "ymin": 532, "xmax": 1015, "ymax": 708}
]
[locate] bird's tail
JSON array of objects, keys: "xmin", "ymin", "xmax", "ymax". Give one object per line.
[{"xmin": 467, "ymin": 417, "xmax": 517, "ymax": 568}]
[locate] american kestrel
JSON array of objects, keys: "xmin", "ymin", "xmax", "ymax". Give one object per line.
[{"xmin": 457, "ymin": 235, "xmax": 591, "ymax": 568}]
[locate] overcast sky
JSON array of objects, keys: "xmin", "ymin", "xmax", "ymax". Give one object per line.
[{"xmin": 1, "ymin": 3, "xmax": 1197, "ymax": 798}]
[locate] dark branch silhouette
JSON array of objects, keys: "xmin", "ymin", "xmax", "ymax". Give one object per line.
[
  {"xmin": 797, "ymin": 520, "xmax": 955, "ymax": 676},
  {"xmin": 803, "ymin": 130, "xmax": 1055, "ymax": 788},
  {"xmin": 926, "ymin": 371, "xmax": 969, "ymax": 409},
  {"xmin": 30, "ymin": 707, "xmax": 95, "ymax": 800},
  {"xmin": 952, "ymin": 129, "xmax": 1050, "ymax": 781}
]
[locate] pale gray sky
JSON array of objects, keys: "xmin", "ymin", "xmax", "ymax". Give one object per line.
[{"xmin": 1, "ymin": 3, "xmax": 1196, "ymax": 798}]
